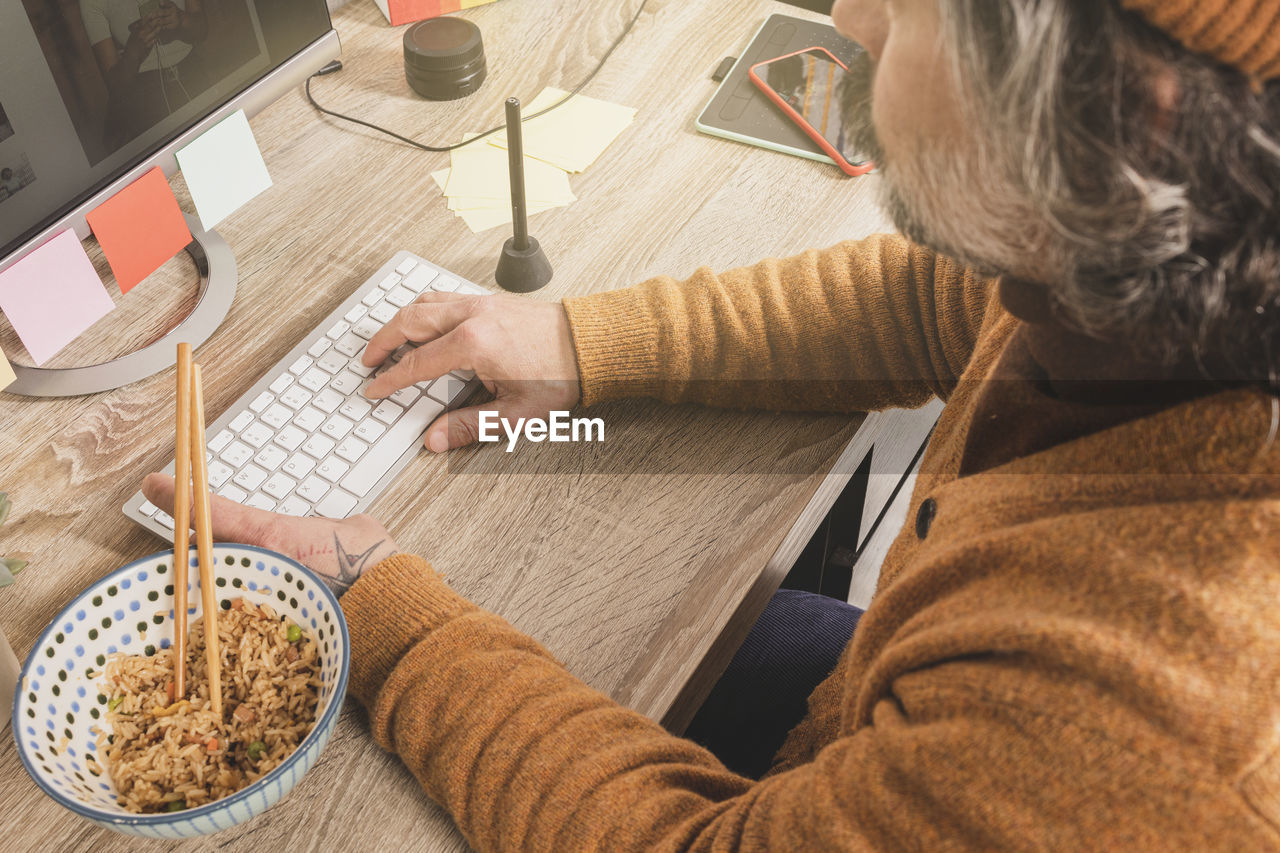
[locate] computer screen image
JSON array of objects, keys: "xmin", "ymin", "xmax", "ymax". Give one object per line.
[{"xmin": 0, "ymin": 0, "xmax": 334, "ymax": 265}]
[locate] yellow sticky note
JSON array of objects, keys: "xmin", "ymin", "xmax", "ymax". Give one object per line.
[
  {"xmin": 445, "ymin": 142, "xmax": 574, "ymax": 205},
  {"xmin": 0, "ymin": 344, "xmax": 16, "ymax": 391},
  {"xmin": 489, "ymin": 87, "xmax": 636, "ymax": 173},
  {"xmin": 454, "ymin": 202, "xmax": 561, "ymax": 233}
]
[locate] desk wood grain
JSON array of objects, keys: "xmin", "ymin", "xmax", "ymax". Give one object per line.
[{"xmin": 0, "ymin": 0, "xmax": 892, "ymax": 849}]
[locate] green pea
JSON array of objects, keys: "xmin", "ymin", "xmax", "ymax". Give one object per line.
[
  {"xmin": 286, "ymin": 624, "xmax": 302, "ymax": 643},
  {"xmin": 107, "ymin": 697, "xmax": 123, "ymax": 712},
  {"xmin": 247, "ymin": 740, "xmax": 265, "ymax": 760},
  {"xmin": 165, "ymin": 800, "xmax": 185, "ymax": 812}
]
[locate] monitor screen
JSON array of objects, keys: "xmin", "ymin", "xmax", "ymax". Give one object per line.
[{"xmin": 0, "ymin": 0, "xmax": 332, "ymax": 261}]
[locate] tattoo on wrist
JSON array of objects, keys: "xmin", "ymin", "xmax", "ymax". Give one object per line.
[{"xmin": 331, "ymin": 534, "xmax": 389, "ymax": 593}]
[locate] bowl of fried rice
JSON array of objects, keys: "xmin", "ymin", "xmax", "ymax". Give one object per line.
[{"xmin": 12, "ymin": 544, "xmax": 349, "ymax": 838}]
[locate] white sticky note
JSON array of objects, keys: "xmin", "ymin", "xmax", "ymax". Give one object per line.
[
  {"xmin": 0, "ymin": 230, "xmax": 115, "ymax": 366},
  {"xmin": 0, "ymin": 343, "xmax": 15, "ymax": 391},
  {"xmin": 445, "ymin": 142, "xmax": 574, "ymax": 205},
  {"xmin": 176, "ymin": 110, "xmax": 273, "ymax": 230},
  {"xmin": 488, "ymin": 87, "xmax": 636, "ymax": 173}
]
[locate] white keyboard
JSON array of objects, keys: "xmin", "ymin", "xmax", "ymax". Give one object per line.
[{"xmin": 124, "ymin": 251, "xmax": 485, "ymax": 538}]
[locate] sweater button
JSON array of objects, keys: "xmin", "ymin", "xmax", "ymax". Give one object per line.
[{"xmin": 915, "ymin": 498, "xmax": 937, "ymax": 540}]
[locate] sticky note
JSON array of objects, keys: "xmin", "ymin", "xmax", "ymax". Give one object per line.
[
  {"xmin": 0, "ymin": 230, "xmax": 114, "ymax": 365},
  {"xmin": 176, "ymin": 110, "xmax": 272, "ymax": 230},
  {"xmin": 445, "ymin": 144, "xmax": 574, "ymax": 204},
  {"xmin": 0, "ymin": 344, "xmax": 15, "ymax": 391},
  {"xmin": 488, "ymin": 87, "xmax": 636, "ymax": 173},
  {"xmin": 85, "ymin": 167, "xmax": 192, "ymax": 293}
]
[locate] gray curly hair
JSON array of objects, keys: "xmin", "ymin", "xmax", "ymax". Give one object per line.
[{"xmin": 845, "ymin": 0, "xmax": 1280, "ymax": 388}]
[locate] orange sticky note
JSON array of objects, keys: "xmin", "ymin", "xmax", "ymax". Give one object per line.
[{"xmin": 85, "ymin": 167, "xmax": 192, "ymax": 294}]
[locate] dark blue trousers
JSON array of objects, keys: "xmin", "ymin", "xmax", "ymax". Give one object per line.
[{"xmin": 685, "ymin": 589, "xmax": 863, "ymax": 780}]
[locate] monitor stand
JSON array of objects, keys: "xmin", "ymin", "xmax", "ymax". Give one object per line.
[{"xmin": 5, "ymin": 214, "xmax": 235, "ymax": 397}]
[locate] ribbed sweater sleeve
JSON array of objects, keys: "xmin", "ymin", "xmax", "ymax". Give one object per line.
[{"xmin": 562, "ymin": 234, "xmax": 993, "ymax": 412}]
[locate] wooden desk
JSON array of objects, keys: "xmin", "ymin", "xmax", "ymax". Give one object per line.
[{"xmin": 0, "ymin": 0, "xmax": 894, "ymax": 848}]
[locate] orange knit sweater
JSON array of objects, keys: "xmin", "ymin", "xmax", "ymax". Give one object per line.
[{"xmin": 341, "ymin": 235, "xmax": 1280, "ymax": 850}]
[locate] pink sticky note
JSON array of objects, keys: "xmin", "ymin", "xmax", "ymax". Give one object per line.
[{"xmin": 0, "ymin": 230, "xmax": 115, "ymax": 365}]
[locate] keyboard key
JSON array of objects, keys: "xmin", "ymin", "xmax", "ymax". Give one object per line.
[
  {"xmin": 315, "ymin": 488, "xmax": 358, "ymax": 519},
  {"xmin": 372, "ymin": 399, "xmax": 402, "ymax": 424},
  {"xmin": 221, "ymin": 440, "xmax": 253, "ymax": 467},
  {"xmin": 249, "ymin": 391, "xmax": 273, "ymax": 413},
  {"xmin": 453, "ymin": 369, "xmax": 477, "ymax": 381},
  {"xmin": 431, "ymin": 275, "xmax": 460, "ymax": 292},
  {"xmin": 403, "ymin": 265, "xmax": 438, "ymax": 292},
  {"xmin": 245, "ymin": 493, "xmax": 276, "ymax": 511},
  {"xmin": 369, "ymin": 302, "xmax": 397, "ymax": 324},
  {"xmin": 385, "ymin": 285, "xmax": 416, "ymax": 307},
  {"xmin": 207, "ymin": 460, "xmax": 234, "ymax": 488},
  {"xmin": 343, "ymin": 396, "xmax": 444, "ymax": 498},
  {"xmin": 317, "ymin": 457, "xmax": 350, "ymax": 483},
  {"xmin": 269, "ymin": 373, "xmax": 294, "ymax": 394},
  {"xmin": 321, "ymin": 414, "xmax": 354, "ymax": 439},
  {"xmin": 318, "ymin": 350, "xmax": 348, "ymax": 374},
  {"xmin": 335, "ymin": 332, "xmax": 366, "ymax": 358},
  {"xmin": 242, "ymin": 422, "xmax": 274, "ymax": 448},
  {"xmin": 229, "ymin": 410, "xmax": 254, "ymax": 432},
  {"xmin": 262, "ymin": 472, "xmax": 297, "ymax": 500},
  {"xmin": 326, "ymin": 320, "xmax": 350, "ymax": 340},
  {"xmin": 154, "ymin": 510, "xmax": 175, "ymax": 530},
  {"xmin": 336, "ymin": 436, "xmax": 368, "ymax": 463},
  {"xmin": 217, "ymin": 484, "xmax": 248, "ymax": 503},
  {"xmin": 354, "ymin": 419, "xmax": 386, "ymax": 442},
  {"xmin": 209, "ymin": 429, "xmax": 233, "ymax": 453},
  {"xmin": 274, "ymin": 425, "xmax": 308, "ymax": 452},
  {"xmin": 295, "ymin": 406, "xmax": 326, "ymax": 432},
  {"xmin": 425, "ymin": 376, "xmax": 458, "ymax": 404},
  {"xmin": 456, "ymin": 282, "xmax": 487, "ymax": 295},
  {"xmin": 339, "ymin": 397, "xmax": 372, "ymax": 421},
  {"xmin": 313, "ymin": 389, "xmax": 344, "ymax": 413},
  {"xmin": 283, "ymin": 452, "xmax": 316, "ymax": 478},
  {"xmin": 280, "ymin": 385, "xmax": 312, "ymax": 410},
  {"xmin": 344, "ymin": 304, "xmax": 367, "ymax": 323},
  {"xmin": 352, "ymin": 317, "xmax": 382, "ymax": 340},
  {"xmin": 390, "ymin": 386, "xmax": 420, "ymax": 407},
  {"xmin": 395, "ymin": 257, "xmax": 417, "ymax": 275},
  {"xmin": 362, "ymin": 287, "xmax": 386, "ymax": 307},
  {"xmin": 254, "ymin": 444, "xmax": 288, "ymax": 471},
  {"xmin": 289, "ymin": 355, "xmax": 314, "ymax": 375},
  {"xmin": 278, "ymin": 496, "xmax": 310, "ymax": 516},
  {"xmin": 233, "ymin": 464, "xmax": 268, "ymax": 491},
  {"xmin": 302, "ymin": 433, "xmax": 336, "ymax": 459},
  {"xmin": 378, "ymin": 272, "xmax": 402, "ymax": 290},
  {"xmin": 330, "ymin": 371, "xmax": 363, "ymax": 395},
  {"xmin": 300, "ymin": 368, "xmax": 330, "ymax": 391},
  {"xmin": 348, "ymin": 360, "xmax": 374, "ymax": 378},
  {"xmin": 261, "ymin": 403, "xmax": 292, "ymax": 429},
  {"xmin": 137, "ymin": 500, "xmax": 159, "ymax": 517},
  {"xmin": 297, "ymin": 476, "xmax": 330, "ymax": 502},
  {"xmin": 307, "ymin": 338, "xmax": 332, "ymax": 358}
]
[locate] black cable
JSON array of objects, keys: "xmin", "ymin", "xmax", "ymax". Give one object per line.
[{"xmin": 305, "ymin": 0, "xmax": 651, "ymax": 153}]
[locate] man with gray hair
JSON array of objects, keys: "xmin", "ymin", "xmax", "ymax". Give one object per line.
[{"xmin": 144, "ymin": 0, "xmax": 1280, "ymax": 846}]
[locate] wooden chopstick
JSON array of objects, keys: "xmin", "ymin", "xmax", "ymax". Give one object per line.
[
  {"xmin": 172, "ymin": 343, "xmax": 192, "ymax": 700},
  {"xmin": 189, "ymin": 363, "xmax": 222, "ymax": 717}
]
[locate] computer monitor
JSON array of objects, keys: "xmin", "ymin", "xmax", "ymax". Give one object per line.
[{"xmin": 0, "ymin": 0, "xmax": 341, "ymax": 395}]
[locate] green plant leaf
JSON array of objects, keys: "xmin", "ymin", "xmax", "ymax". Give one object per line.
[
  {"xmin": 2, "ymin": 557, "xmax": 27, "ymax": 576},
  {"xmin": 0, "ymin": 493, "xmax": 9, "ymax": 528},
  {"xmin": 0, "ymin": 560, "xmax": 14, "ymax": 589}
]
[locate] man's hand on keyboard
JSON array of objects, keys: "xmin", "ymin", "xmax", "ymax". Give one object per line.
[
  {"xmin": 361, "ymin": 292, "xmax": 581, "ymax": 452},
  {"xmin": 141, "ymin": 473, "xmax": 400, "ymax": 595}
]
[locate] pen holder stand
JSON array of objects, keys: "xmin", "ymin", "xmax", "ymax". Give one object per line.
[{"xmin": 4, "ymin": 214, "xmax": 236, "ymax": 397}]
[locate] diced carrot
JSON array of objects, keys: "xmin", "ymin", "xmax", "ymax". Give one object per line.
[
  {"xmin": 166, "ymin": 681, "xmax": 175, "ymax": 702},
  {"xmin": 206, "ymin": 737, "xmax": 218, "ymax": 752}
]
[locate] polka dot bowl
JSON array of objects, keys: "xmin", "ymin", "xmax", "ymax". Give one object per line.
[{"xmin": 12, "ymin": 544, "xmax": 349, "ymax": 838}]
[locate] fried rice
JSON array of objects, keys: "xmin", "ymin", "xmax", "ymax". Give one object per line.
[{"xmin": 89, "ymin": 598, "xmax": 322, "ymax": 814}]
